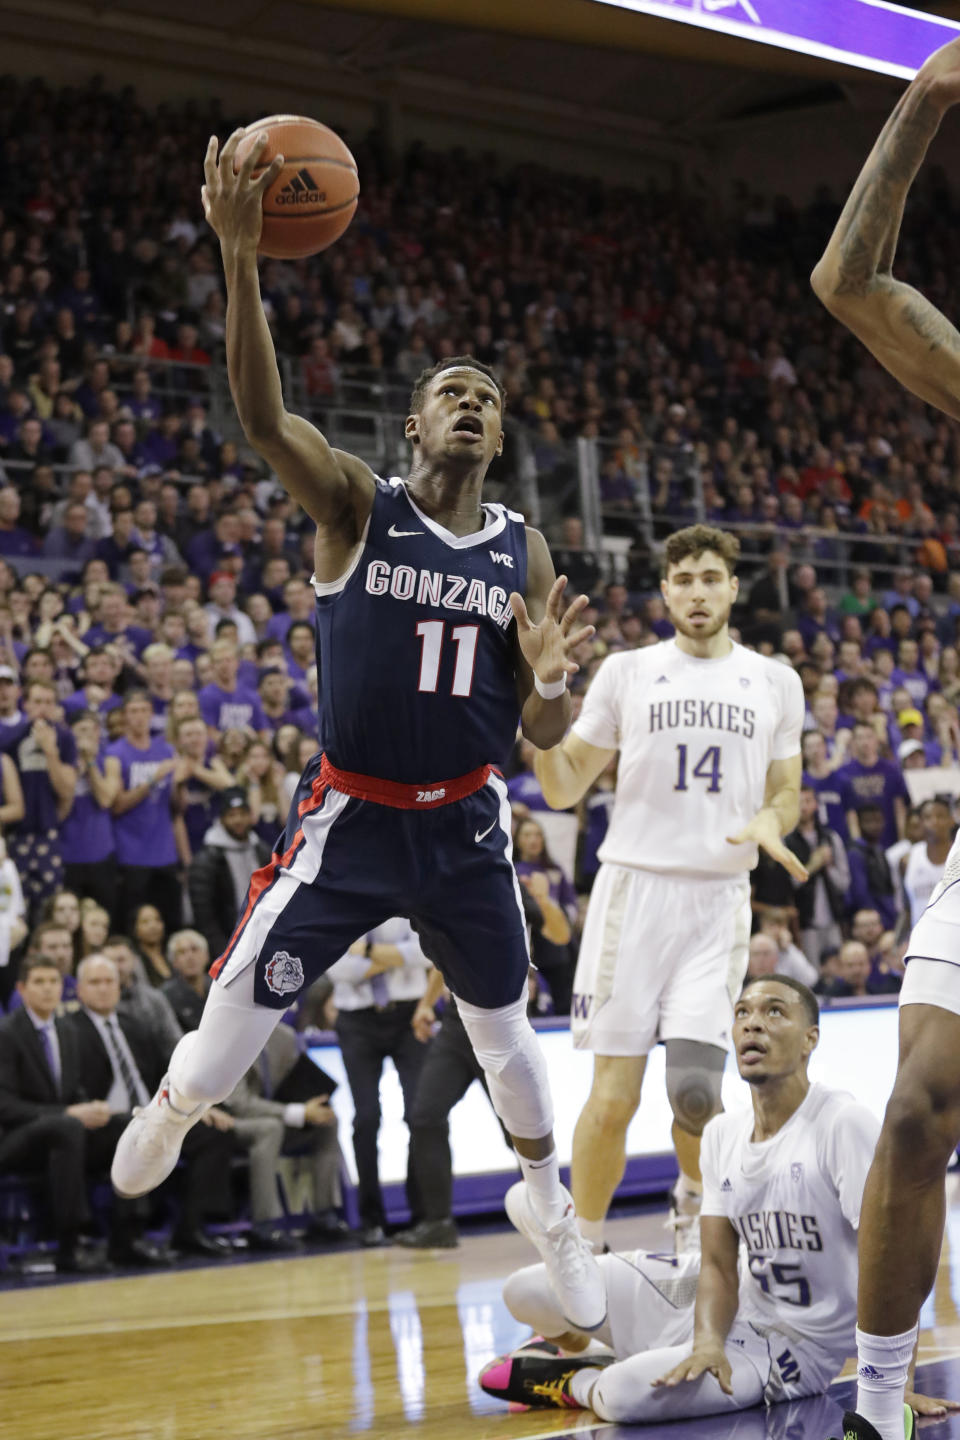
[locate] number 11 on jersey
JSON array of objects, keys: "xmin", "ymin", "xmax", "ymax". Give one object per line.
[
  {"xmin": 416, "ymin": 621, "xmax": 479, "ymax": 697},
  {"xmin": 674, "ymin": 742, "xmax": 723, "ymax": 793}
]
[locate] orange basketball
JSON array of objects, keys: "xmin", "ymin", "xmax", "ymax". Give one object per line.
[{"xmin": 234, "ymin": 115, "xmax": 359, "ymax": 261}]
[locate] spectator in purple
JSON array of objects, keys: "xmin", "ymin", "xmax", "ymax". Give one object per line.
[
  {"xmin": 257, "ymin": 667, "xmax": 315, "ymax": 734},
  {"xmin": 104, "ymin": 690, "xmax": 181, "ymax": 936},
  {"xmin": 142, "ymin": 642, "xmax": 175, "ymax": 736},
  {"xmin": 204, "ymin": 571, "xmax": 256, "ymax": 647},
  {"xmin": 836, "ymin": 721, "xmax": 908, "ymax": 850},
  {"xmin": 846, "ymin": 802, "xmax": 900, "ymax": 932},
  {"xmin": 60, "ymin": 709, "xmax": 118, "ymax": 921},
  {"xmin": 514, "ymin": 817, "xmax": 577, "ymax": 1014},
  {"xmin": 187, "ymin": 511, "xmax": 243, "ymax": 582},
  {"xmin": 0, "ymin": 487, "xmax": 38, "ymax": 557},
  {"xmin": 264, "ymin": 577, "xmax": 316, "ymax": 646},
  {"xmin": 506, "ymin": 738, "xmax": 552, "ymax": 814},
  {"xmin": 0, "ymin": 667, "xmax": 24, "ymax": 734},
  {"xmin": 61, "ymin": 647, "xmax": 123, "ymax": 720},
  {"xmin": 284, "ymin": 620, "xmax": 316, "ymax": 685},
  {"xmin": 42, "ymin": 500, "xmax": 98, "ymax": 569},
  {"xmin": 198, "ymin": 639, "xmax": 266, "ymax": 736},
  {"xmin": 172, "ymin": 714, "xmax": 232, "ymax": 862},
  {"xmin": 797, "ymin": 586, "xmax": 840, "ymax": 654},
  {"xmin": 0, "ymin": 678, "xmax": 78, "ymax": 921},
  {"xmin": 83, "ymin": 582, "xmax": 153, "ymax": 661},
  {"xmin": 891, "ymin": 636, "xmax": 933, "ymax": 710}
]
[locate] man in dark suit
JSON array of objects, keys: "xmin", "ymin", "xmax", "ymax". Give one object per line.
[
  {"xmin": 71, "ymin": 953, "xmax": 238, "ymax": 1259},
  {"xmin": 0, "ymin": 955, "xmax": 163, "ymax": 1271}
]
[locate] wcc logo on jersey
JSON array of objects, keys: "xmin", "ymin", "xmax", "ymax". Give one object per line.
[{"xmin": 264, "ymin": 950, "xmax": 305, "ymax": 996}]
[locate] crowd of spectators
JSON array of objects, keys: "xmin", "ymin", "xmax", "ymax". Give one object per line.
[{"xmin": 1, "ymin": 72, "xmax": 960, "ymax": 1262}]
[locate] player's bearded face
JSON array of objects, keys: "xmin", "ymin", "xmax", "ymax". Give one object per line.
[{"xmin": 662, "ymin": 559, "xmax": 738, "ymax": 640}]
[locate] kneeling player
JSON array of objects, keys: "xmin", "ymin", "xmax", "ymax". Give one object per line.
[{"xmin": 480, "ymin": 976, "xmax": 955, "ymax": 1429}]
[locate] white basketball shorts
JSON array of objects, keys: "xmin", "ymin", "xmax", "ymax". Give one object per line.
[
  {"xmin": 901, "ymin": 879, "xmax": 960, "ymax": 1016},
  {"xmin": 571, "ymin": 863, "xmax": 751, "ymax": 1056}
]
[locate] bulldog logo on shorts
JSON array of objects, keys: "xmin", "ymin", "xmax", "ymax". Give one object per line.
[{"xmin": 264, "ymin": 950, "xmax": 305, "ymax": 996}]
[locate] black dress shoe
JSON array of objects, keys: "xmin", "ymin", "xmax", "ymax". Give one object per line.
[
  {"xmin": 171, "ymin": 1229, "xmax": 234, "ymax": 1259},
  {"xmin": 306, "ymin": 1210, "xmax": 350, "ymax": 1241},
  {"xmin": 246, "ymin": 1228, "xmax": 302, "ymax": 1253},
  {"xmin": 108, "ymin": 1237, "xmax": 173, "ymax": 1268},
  {"xmin": 358, "ymin": 1224, "xmax": 387, "ymax": 1247},
  {"xmin": 394, "ymin": 1218, "xmax": 459, "ymax": 1249},
  {"xmin": 56, "ymin": 1247, "xmax": 114, "ymax": 1275}
]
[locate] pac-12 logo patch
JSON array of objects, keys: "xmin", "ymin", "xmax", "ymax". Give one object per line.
[
  {"xmin": 791, "ymin": 1162, "xmax": 803, "ymax": 1183},
  {"xmin": 264, "ymin": 950, "xmax": 305, "ymax": 996}
]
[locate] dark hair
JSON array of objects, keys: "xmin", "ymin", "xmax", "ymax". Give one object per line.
[
  {"xmin": 856, "ymin": 802, "xmax": 884, "ymax": 820},
  {"xmin": 661, "ymin": 525, "xmax": 740, "ymax": 578},
  {"xmin": 740, "ymin": 973, "xmax": 819, "ymax": 1028},
  {"xmin": 19, "ymin": 953, "xmax": 62, "ymax": 980},
  {"xmin": 409, "ymin": 355, "xmax": 506, "ymax": 414},
  {"xmin": 287, "ymin": 620, "xmax": 314, "ymax": 640},
  {"xmin": 122, "ymin": 687, "xmax": 151, "ymax": 709},
  {"xmin": 67, "ymin": 707, "xmax": 101, "ymax": 728}
]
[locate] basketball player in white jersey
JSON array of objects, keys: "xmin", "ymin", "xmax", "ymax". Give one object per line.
[
  {"xmin": 480, "ymin": 976, "xmax": 955, "ymax": 1428},
  {"xmin": 896, "ymin": 797, "xmax": 951, "ymax": 940},
  {"xmin": 813, "ymin": 35, "xmax": 960, "ymax": 1440},
  {"xmin": 532, "ymin": 525, "xmax": 807, "ymax": 1252}
]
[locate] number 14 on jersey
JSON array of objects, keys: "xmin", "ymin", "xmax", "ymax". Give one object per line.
[{"xmin": 675, "ymin": 742, "xmax": 723, "ymax": 793}]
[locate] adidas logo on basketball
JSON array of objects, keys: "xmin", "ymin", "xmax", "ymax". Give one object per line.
[{"xmin": 277, "ymin": 168, "xmax": 328, "ymax": 205}]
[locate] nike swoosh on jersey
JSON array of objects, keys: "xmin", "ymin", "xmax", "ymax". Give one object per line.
[
  {"xmin": 475, "ymin": 821, "xmax": 497, "ymax": 843},
  {"xmin": 387, "ymin": 524, "xmax": 424, "ymax": 537}
]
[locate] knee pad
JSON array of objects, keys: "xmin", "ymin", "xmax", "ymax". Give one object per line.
[
  {"xmin": 454, "ymin": 993, "xmax": 554, "ymax": 1140},
  {"xmin": 665, "ymin": 1039, "xmax": 725, "ymax": 1135}
]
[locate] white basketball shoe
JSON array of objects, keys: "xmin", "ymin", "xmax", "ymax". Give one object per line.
[
  {"xmin": 505, "ymin": 1181, "xmax": 607, "ymax": 1332},
  {"xmin": 111, "ymin": 1075, "xmax": 208, "ymax": 1199}
]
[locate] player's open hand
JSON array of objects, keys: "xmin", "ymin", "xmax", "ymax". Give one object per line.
[
  {"xmin": 651, "ymin": 1345, "xmax": 733, "ymax": 1395},
  {"xmin": 727, "ymin": 809, "xmax": 809, "ymax": 882},
  {"xmin": 202, "ymin": 130, "xmax": 284, "ymax": 254},
  {"xmin": 510, "ymin": 577, "xmax": 595, "ymax": 689},
  {"xmin": 905, "ymin": 1388, "xmax": 960, "ymax": 1418}
]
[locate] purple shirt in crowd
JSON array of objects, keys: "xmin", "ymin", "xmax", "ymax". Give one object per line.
[
  {"xmin": 198, "ymin": 683, "xmax": 266, "ymax": 733},
  {"xmin": 59, "ymin": 748, "xmax": 114, "ymax": 864},
  {"xmin": 835, "ymin": 757, "xmax": 909, "ymax": 849},
  {"xmin": 1, "ymin": 721, "xmax": 77, "ymax": 834},
  {"xmin": 107, "ymin": 735, "xmax": 178, "ymax": 866}
]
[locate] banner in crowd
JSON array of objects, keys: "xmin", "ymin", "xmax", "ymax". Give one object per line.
[{"xmin": 588, "ymin": 0, "xmax": 960, "ymax": 80}]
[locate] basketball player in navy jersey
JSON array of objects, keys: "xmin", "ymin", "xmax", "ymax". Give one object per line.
[
  {"xmin": 112, "ymin": 129, "xmax": 605, "ymax": 1327},
  {"xmin": 812, "ymin": 36, "xmax": 960, "ymax": 1440}
]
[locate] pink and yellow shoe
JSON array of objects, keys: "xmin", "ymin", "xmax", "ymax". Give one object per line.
[{"xmin": 479, "ymin": 1341, "xmax": 611, "ymax": 1410}]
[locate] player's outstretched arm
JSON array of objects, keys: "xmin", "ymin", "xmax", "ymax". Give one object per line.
[
  {"xmin": 811, "ymin": 40, "xmax": 960, "ymax": 419},
  {"xmin": 652, "ymin": 1216, "xmax": 740, "ymax": 1394},
  {"xmin": 511, "ymin": 528, "xmax": 595, "ymax": 751},
  {"xmin": 727, "ymin": 754, "xmax": 808, "ymax": 882},
  {"xmin": 202, "ymin": 130, "xmax": 376, "ymax": 532}
]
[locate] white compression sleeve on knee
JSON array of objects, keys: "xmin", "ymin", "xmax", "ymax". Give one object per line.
[
  {"xmin": 454, "ymin": 992, "xmax": 554, "ymax": 1140},
  {"xmin": 169, "ymin": 964, "xmax": 285, "ymax": 1107}
]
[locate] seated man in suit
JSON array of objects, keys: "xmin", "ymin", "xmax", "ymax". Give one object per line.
[
  {"xmin": 70, "ymin": 953, "xmax": 238, "ymax": 1259},
  {"xmin": 0, "ymin": 955, "xmax": 167, "ymax": 1271},
  {"xmin": 222, "ymin": 1020, "xmax": 347, "ymax": 1250}
]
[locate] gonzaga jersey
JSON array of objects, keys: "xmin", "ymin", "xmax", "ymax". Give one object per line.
[
  {"xmin": 312, "ymin": 478, "xmax": 527, "ymax": 784},
  {"xmin": 573, "ymin": 641, "xmax": 804, "ymax": 877},
  {"xmin": 701, "ymin": 1084, "xmax": 879, "ymax": 1378}
]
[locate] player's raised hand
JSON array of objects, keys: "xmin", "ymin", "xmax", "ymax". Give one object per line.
[
  {"xmin": 201, "ymin": 130, "xmax": 284, "ymax": 253},
  {"xmin": 905, "ymin": 1387, "xmax": 960, "ymax": 1418},
  {"xmin": 651, "ymin": 1345, "xmax": 733, "ymax": 1395},
  {"xmin": 915, "ymin": 36, "xmax": 960, "ymax": 113},
  {"xmin": 510, "ymin": 577, "xmax": 595, "ymax": 688},
  {"xmin": 726, "ymin": 809, "xmax": 809, "ymax": 882}
]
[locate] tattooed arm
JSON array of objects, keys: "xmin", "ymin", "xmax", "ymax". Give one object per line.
[{"xmin": 811, "ymin": 40, "xmax": 960, "ymax": 419}]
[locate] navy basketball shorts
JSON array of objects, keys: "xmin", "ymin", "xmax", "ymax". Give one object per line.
[{"xmin": 210, "ymin": 753, "xmax": 531, "ymax": 1011}]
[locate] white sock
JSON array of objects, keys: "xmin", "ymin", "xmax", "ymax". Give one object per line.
[
  {"xmin": 672, "ymin": 1175, "xmax": 702, "ymax": 1214},
  {"xmin": 567, "ymin": 1365, "xmax": 605, "ymax": 1409},
  {"xmin": 517, "ymin": 1149, "xmax": 567, "ymax": 1227},
  {"xmin": 579, "ymin": 1217, "xmax": 606, "ymax": 1251},
  {"xmin": 167, "ymin": 1081, "xmax": 204, "ymax": 1117},
  {"xmin": 855, "ymin": 1324, "xmax": 917, "ymax": 1440}
]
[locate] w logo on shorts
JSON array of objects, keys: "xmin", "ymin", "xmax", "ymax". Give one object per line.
[{"xmin": 571, "ymin": 993, "xmax": 591, "ymax": 1020}]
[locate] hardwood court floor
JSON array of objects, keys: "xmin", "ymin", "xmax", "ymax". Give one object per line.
[{"xmin": 5, "ymin": 1195, "xmax": 960, "ymax": 1440}]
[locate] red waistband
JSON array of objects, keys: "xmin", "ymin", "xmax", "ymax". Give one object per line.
[{"xmin": 319, "ymin": 754, "xmax": 494, "ymax": 809}]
